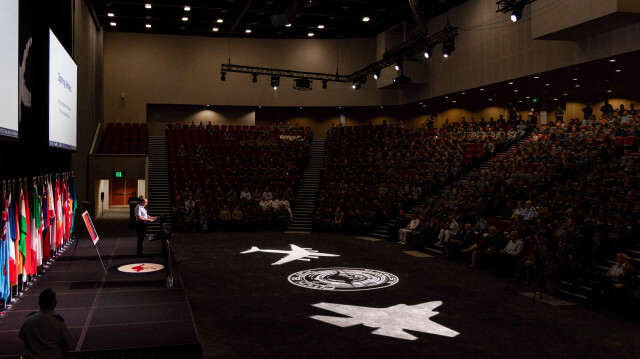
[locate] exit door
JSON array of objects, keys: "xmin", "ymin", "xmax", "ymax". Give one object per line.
[{"xmin": 109, "ymin": 180, "xmax": 138, "ymax": 206}]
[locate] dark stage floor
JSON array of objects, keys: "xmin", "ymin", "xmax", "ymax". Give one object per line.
[
  {"xmin": 171, "ymin": 231, "xmax": 640, "ymax": 359},
  {"xmin": 0, "ymin": 220, "xmax": 199, "ymax": 358}
]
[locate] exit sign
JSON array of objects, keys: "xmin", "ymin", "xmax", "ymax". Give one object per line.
[{"xmin": 114, "ymin": 171, "xmax": 125, "ymax": 178}]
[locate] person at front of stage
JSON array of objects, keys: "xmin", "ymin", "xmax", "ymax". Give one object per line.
[
  {"xmin": 128, "ymin": 191, "xmax": 139, "ymax": 227},
  {"xmin": 135, "ymin": 197, "xmax": 156, "ymax": 256},
  {"xmin": 19, "ymin": 288, "xmax": 74, "ymax": 359}
]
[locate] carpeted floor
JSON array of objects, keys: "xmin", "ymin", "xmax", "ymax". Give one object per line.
[{"xmin": 171, "ymin": 231, "xmax": 640, "ymax": 359}]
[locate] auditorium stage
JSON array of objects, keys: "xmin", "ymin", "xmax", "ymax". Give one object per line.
[
  {"xmin": 172, "ymin": 231, "xmax": 639, "ymax": 359},
  {"xmin": 0, "ymin": 220, "xmax": 200, "ymax": 358}
]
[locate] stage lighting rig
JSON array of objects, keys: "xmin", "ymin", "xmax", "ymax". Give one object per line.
[
  {"xmin": 221, "ymin": 71, "xmax": 226, "ymax": 81},
  {"xmin": 271, "ymin": 76, "xmax": 280, "ymax": 89},
  {"xmin": 424, "ymin": 45, "xmax": 433, "ymax": 59}
]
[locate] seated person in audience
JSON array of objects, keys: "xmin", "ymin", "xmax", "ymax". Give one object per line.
[
  {"xmin": 490, "ymin": 231, "xmax": 523, "ymax": 276},
  {"xmin": 185, "ymin": 196, "xmax": 196, "ymax": 212},
  {"xmin": 232, "ymin": 206, "xmax": 244, "ymax": 227},
  {"xmin": 198, "ymin": 208, "xmax": 210, "ymax": 232},
  {"xmin": 184, "ymin": 207, "xmax": 197, "ymax": 233},
  {"xmin": 399, "ymin": 214, "xmax": 420, "ymax": 245},
  {"xmin": 436, "ymin": 216, "xmax": 459, "ymax": 245},
  {"xmin": 219, "ymin": 206, "xmax": 232, "ymax": 228},
  {"xmin": 332, "ymin": 206, "xmax": 345, "ymax": 231},
  {"xmin": 444, "ymin": 223, "xmax": 475, "ymax": 259},
  {"xmin": 240, "ymin": 188, "xmax": 252, "ymax": 201},
  {"xmin": 263, "ymin": 188, "xmax": 273, "ymax": 201}
]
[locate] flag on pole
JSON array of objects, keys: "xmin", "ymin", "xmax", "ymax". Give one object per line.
[
  {"xmin": 31, "ymin": 182, "xmax": 42, "ymax": 269},
  {"xmin": 18, "ymin": 188, "xmax": 27, "ymax": 279},
  {"xmin": 70, "ymin": 176, "xmax": 77, "ymax": 233},
  {"xmin": 23, "ymin": 185, "xmax": 34, "ymax": 276},
  {"xmin": 8, "ymin": 192, "xmax": 16, "ymax": 286},
  {"xmin": 1, "ymin": 190, "xmax": 10, "ymax": 301},
  {"xmin": 55, "ymin": 180, "xmax": 63, "ymax": 248}
]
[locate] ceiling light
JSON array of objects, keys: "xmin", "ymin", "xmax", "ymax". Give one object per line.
[
  {"xmin": 285, "ymin": 23, "xmax": 291, "ymax": 27},
  {"xmin": 245, "ymin": 29, "xmax": 252, "ymax": 33},
  {"xmin": 554, "ymin": 98, "xmax": 558, "ymax": 101},
  {"xmin": 545, "ymin": 83, "xmax": 550, "ymax": 86},
  {"xmin": 461, "ymin": 92, "xmax": 466, "ymax": 95},
  {"xmin": 182, "ymin": 17, "xmax": 188, "ymax": 21},
  {"xmin": 271, "ymin": 76, "xmax": 280, "ymax": 89},
  {"xmin": 145, "ymin": 24, "xmax": 151, "ymax": 28},
  {"xmin": 107, "ymin": 12, "xmax": 114, "ymax": 17},
  {"xmin": 575, "ymin": 84, "xmax": 580, "ymax": 87},
  {"xmin": 534, "ymin": 76, "xmax": 539, "ymax": 79},
  {"xmin": 217, "ymin": 19, "xmax": 224, "ymax": 23},
  {"xmin": 610, "ymin": 59, "xmax": 615, "ymax": 62},
  {"xmin": 616, "ymin": 69, "xmax": 621, "ymax": 72},
  {"xmin": 573, "ymin": 78, "xmax": 577, "ymax": 81},
  {"xmin": 145, "ymin": 4, "xmax": 152, "ymax": 9},
  {"xmin": 110, "ymin": 22, "xmax": 116, "ymax": 26},
  {"xmin": 212, "ymin": 27, "xmax": 219, "ymax": 32},
  {"xmin": 526, "ymin": 96, "xmax": 530, "ymax": 99},
  {"xmin": 480, "ymin": 88, "xmax": 484, "ymax": 91},
  {"xmin": 252, "ymin": 73, "xmax": 258, "ymax": 83},
  {"xmin": 362, "ymin": 17, "xmax": 370, "ymax": 22},
  {"xmin": 221, "ymin": 71, "xmax": 226, "ymax": 81},
  {"xmin": 308, "ymin": 32, "xmax": 314, "ymax": 37},
  {"xmin": 184, "ymin": 6, "xmax": 191, "ymax": 11},
  {"xmin": 514, "ymin": 89, "xmax": 518, "ymax": 92},
  {"xmin": 607, "ymin": 90, "xmax": 612, "ymax": 93},
  {"xmin": 317, "ymin": 25, "xmax": 324, "ymax": 29},
  {"xmin": 452, "ymin": 100, "xmax": 456, "ymax": 103},
  {"xmin": 563, "ymin": 93, "xmax": 567, "ymax": 96},
  {"xmin": 489, "ymin": 98, "xmax": 493, "ymax": 101},
  {"xmin": 352, "ymin": 82, "xmax": 361, "ymax": 90},
  {"xmin": 445, "ymin": 96, "xmax": 448, "ymax": 99},
  {"xmin": 508, "ymin": 82, "xmax": 514, "ymax": 85}
]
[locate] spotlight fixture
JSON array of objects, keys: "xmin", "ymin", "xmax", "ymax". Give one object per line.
[
  {"xmin": 184, "ymin": 6, "xmax": 191, "ymax": 11},
  {"xmin": 271, "ymin": 76, "xmax": 280, "ymax": 89},
  {"xmin": 221, "ymin": 71, "xmax": 226, "ymax": 81},
  {"xmin": 352, "ymin": 82, "xmax": 361, "ymax": 90},
  {"xmin": 252, "ymin": 73, "xmax": 258, "ymax": 83},
  {"xmin": 373, "ymin": 70, "xmax": 380, "ymax": 80},
  {"xmin": 442, "ymin": 37, "xmax": 455, "ymax": 58},
  {"xmin": 395, "ymin": 60, "xmax": 403, "ymax": 71},
  {"xmin": 510, "ymin": 5, "xmax": 523, "ymax": 22},
  {"xmin": 424, "ymin": 45, "xmax": 433, "ymax": 59},
  {"xmin": 393, "ymin": 75, "xmax": 411, "ymax": 84},
  {"xmin": 145, "ymin": 3, "xmax": 152, "ymax": 9},
  {"xmin": 322, "ymin": 80, "xmax": 328, "ymax": 89}
]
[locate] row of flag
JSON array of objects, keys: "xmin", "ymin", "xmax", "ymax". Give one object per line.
[{"xmin": 0, "ymin": 174, "xmax": 77, "ymax": 303}]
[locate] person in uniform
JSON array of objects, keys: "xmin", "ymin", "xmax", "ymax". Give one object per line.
[
  {"xmin": 19, "ymin": 288, "xmax": 73, "ymax": 359},
  {"xmin": 135, "ymin": 197, "xmax": 156, "ymax": 256}
]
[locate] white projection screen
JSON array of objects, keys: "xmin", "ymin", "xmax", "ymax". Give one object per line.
[
  {"xmin": 0, "ymin": 1, "xmax": 19, "ymax": 139},
  {"xmin": 48, "ymin": 29, "xmax": 77, "ymax": 150}
]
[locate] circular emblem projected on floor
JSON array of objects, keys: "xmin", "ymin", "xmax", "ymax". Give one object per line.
[
  {"xmin": 117, "ymin": 263, "xmax": 164, "ymax": 273},
  {"xmin": 288, "ymin": 267, "xmax": 399, "ymax": 291}
]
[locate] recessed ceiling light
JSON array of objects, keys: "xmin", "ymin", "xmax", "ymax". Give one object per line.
[
  {"xmin": 110, "ymin": 22, "xmax": 116, "ymax": 26},
  {"xmin": 145, "ymin": 24, "xmax": 151, "ymax": 28},
  {"xmin": 419, "ymin": 102, "xmax": 423, "ymax": 104},
  {"xmin": 308, "ymin": 32, "xmax": 314, "ymax": 37},
  {"xmin": 461, "ymin": 92, "xmax": 465, "ymax": 95},
  {"xmin": 508, "ymin": 82, "xmax": 513, "ymax": 85},
  {"xmin": 285, "ymin": 23, "xmax": 292, "ymax": 27},
  {"xmin": 575, "ymin": 84, "xmax": 580, "ymax": 87},
  {"xmin": 362, "ymin": 17, "xmax": 370, "ymax": 22},
  {"xmin": 445, "ymin": 96, "xmax": 448, "ymax": 99},
  {"xmin": 245, "ymin": 29, "xmax": 251, "ymax": 33},
  {"xmin": 563, "ymin": 93, "xmax": 567, "ymax": 96},
  {"xmin": 107, "ymin": 12, "xmax": 114, "ymax": 17},
  {"xmin": 317, "ymin": 25, "xmax": 324, "ymax": 29},
  {"xmin": 145, "ymin": 4, "xmax": 152, "ymax": 9},
  {"xmin": 217, "ymin": 18, "xmax": 224, "ymax": 23},
  {"xmin": 519, "ymin": 100, "xmax": 523, "ymax": 103},
  {"xmin": 182, "ymin": 17, "xmax": 188, "ymax": 21},
  {"xmin": 616, "ymin": 69, "xmax": 621, "ymax": 72},
  {"xmin": 554, "ymin": 98, "xmax": 558, "ymax": 101},
  {"xmin": 514, "ymin": 89, "xmax": 518, "ymax": 92},
  {"xmin": 610, "ymin": 59, "xmax": 616, "ymax": 62},
  {"xmin": 545, "ymin": 83, "xmax": 550, "ymax": 86},
  {"xmin": 526, "ymin": 96, "xmax": 530, "ymax": 99},
  {"xmin": 480, "ymin": 88, "xmax": 484, "ymax": 91},
  {"xmin": 184, "ymin": 6, "xmax": 191, "ymax": 11},
  {"xmin": 212, "ymin": 27, "xmax": 219, "ymax": 32},
  {"xmin": 452, "ymin": 100, "xmax": 456, "ymax": 103},
  {"xmin": 422, "ymin": 104, "xmax": 426, "ymax": 108},
  {"xmin": 607, "ymin": 90, "xmax": 612, "ymax": 93},
  {"xmin": 572, "ymin": 78, "xmax": 577, "ymax": 81},
  {"xmin": 380, "ymin": 106, "xmax": 384, "ymax": 109},
  {"xmin": 489, "ymin": 98, "xmax": 493, "ymax": 101},
  {"xmin": 534, "ymin": 76, "xmax": 539, "ymax": 79},
  {"xmin": 299, "ymin": 107, "xmax": 303, "ymax": 109}
]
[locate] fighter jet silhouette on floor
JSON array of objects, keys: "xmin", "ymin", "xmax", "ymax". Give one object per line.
[
  {"xmin": 310, "ymin": 301, "xmax": 460, "ymax": 340},
  {"xmin": 240, "ymin": 244, "xmax": 340, "ymax": 265}
]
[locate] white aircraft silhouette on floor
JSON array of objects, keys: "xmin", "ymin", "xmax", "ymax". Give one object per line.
[
  {"xmin": 240, "ymin": 244, "xmax": 340, "ymax": 265},
  {"xmin": 310, "ymin": 301, "xmax": 460, "ymax": 340}
]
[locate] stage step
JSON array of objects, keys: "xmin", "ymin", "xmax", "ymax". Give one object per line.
[
  {"xmin": 147, "ymin": 136, "xmax": 172, "ymax": 233},
  {"xmin": 288, "ymin": 138, "xmax": 325, "ymax": 232}
]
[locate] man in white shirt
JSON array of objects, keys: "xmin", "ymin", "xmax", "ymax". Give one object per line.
[
  {"xmin": 263, "ymin": 188, "xmax": 273, "ymax": 201},
  {"xmin": 399, "ymin": 215, "xmax": 420, "ymax": 244},
  {"xmin": 436, "ymin": 216, "xmax": 459, "ymax": 245},
  {"xmin": 240, "ymin": 188, "xmax": 252, "ymax": 201},
  {"xmin": 135, "ymin": 198, "xmax": 156, "ymax": 256},
  {"xmin": 492, "ymin": 231, "xmax": 523, "ymax": 276}
]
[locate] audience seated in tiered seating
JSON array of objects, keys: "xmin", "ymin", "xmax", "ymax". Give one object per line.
[
  {"xmin": 168, "ymin": 121, "xmax": 310, "ymax": 232},
  {"xmin": 99, "ymin": 122, "xmax": 148, "ymax": 154},
  {"xmin": 395, "ymin": 110, "xmax": 640, "ymax": 309},
  {"xmin": 312, "ymin": 122, "xmax": 467, "ymax": 234}
]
